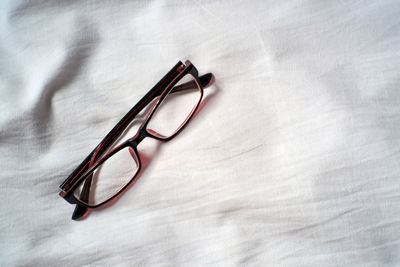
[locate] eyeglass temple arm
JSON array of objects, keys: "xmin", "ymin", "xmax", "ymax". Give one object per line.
[{"xmin": 60, "ymin": 62, "xmax": 184, "ymax": 193}]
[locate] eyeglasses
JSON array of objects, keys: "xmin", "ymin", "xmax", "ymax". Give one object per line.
[{"xmin": 59, "ymin": 60, "xmax": 214, "ymax": 220}]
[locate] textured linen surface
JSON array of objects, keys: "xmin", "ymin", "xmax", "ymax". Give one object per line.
[{"xmin": 1, "ymin": 1, "xmax": 400, "ymax": 266}]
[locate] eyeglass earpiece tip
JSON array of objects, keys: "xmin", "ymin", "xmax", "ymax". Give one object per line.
[
  {"xmin": 72, "ymin": 205, "xmax": 89, "ymax": 220},
  {"xmin": 200, "ymin": 73, "xmax": 214, "ymax": 88}
]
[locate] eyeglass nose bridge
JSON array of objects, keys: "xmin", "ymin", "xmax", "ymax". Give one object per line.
[{"xmin": 128, "ymin": 128, "xmax": 148, "ymax": 146}]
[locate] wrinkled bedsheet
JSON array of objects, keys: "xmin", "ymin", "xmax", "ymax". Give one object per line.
[{"xmin": 1, "ymin": 0, "xmax": 400, "ymax": 266}]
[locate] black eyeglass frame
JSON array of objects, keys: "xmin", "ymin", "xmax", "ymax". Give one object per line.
[{"xmin": 59, "ymin": 60, "xmax": 214, "ymax": 210}]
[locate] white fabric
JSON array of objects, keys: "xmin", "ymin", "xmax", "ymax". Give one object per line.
[{"xmin": 1, "ymin": 1, "xmax": 400, "ymax": 266}]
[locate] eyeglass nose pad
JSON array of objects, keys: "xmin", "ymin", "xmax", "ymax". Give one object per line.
[
  {"xmin": 128, "ymin": 147, "xmax": 135, "ymax": 158},
  {"xmin": 128, "ymin": 147, "xmax": 141, "ymax": 168}
]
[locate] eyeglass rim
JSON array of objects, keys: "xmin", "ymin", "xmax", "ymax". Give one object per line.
[
  {"xmin": 141, "ymin": 65, "xmax": 204, "ymax": 141},
  {"xmin": 62, "ymin": 62, "xmax": 204, "ymax": 208},
  {"xmin": 72, "ymin": 143, "xmax": 141, "ymax": 208}
]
